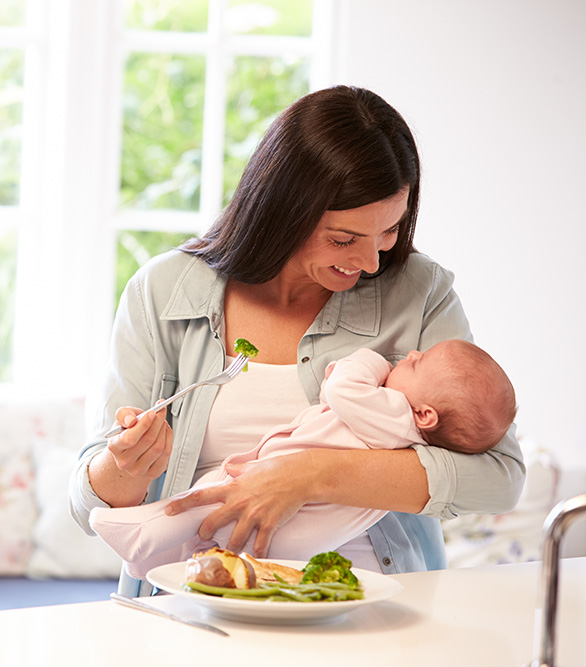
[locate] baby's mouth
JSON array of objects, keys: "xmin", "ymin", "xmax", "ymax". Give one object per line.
[{"xmin": 333, "ymin": 265, "xmax": 361, "ymax": 276}]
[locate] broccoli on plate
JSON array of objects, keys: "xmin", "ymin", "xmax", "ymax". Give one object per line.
[{"xmin": 300, "ymin": 551, "xmax": 360, "ymax": 589}]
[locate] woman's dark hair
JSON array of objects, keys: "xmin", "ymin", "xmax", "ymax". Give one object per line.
[{"xmin": 182, "ymin": 85, "xmax": 420, "ymax": 283}]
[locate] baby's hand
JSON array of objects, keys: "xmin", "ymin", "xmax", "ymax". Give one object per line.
[{"xmin": 324, "ymin": 360, "xmax": 337, "ymax": 381}]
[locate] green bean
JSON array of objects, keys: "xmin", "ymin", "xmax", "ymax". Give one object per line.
[
  {"xmin": 274, "ymin": 589, "xmax": 313, "ymax": 602},
  {"xmin": 183, "ymin": 579, "xmax": 364, "ymax": 602},
  {"xmin": 184, "ymin": 582, "xmax": 280, "ymax": 597}
]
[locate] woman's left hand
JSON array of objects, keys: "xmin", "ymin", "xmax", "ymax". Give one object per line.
[{"xmin": 164, "ymin": 451, "xmax": 313, "ymax": 557}]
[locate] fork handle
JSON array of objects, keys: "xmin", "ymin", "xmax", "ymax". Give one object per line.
[{"xmin": 103, "ymin": 379, "xmax": 208, "ymax": 438}]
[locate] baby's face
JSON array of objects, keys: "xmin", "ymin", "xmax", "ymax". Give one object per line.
[{"xmin": 385, "ymin": 343, "xmax": 448, "ymax": 406}]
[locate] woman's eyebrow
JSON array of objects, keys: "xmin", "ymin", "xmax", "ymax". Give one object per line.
[
  {"xmin": 326, "ymin": 220, "xmax": 403, "ymax": 237},
  {"xmin": 325, "ymin": 212, "xmax": 408, "ymax": 237},
  {"xmin": 325, "ymin": 226, "xmax": 368, "ymax": 237}
]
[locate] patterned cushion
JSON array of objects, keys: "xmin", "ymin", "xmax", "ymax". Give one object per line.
[
  {"xmin": 0, "ymin": 393, "xmax": 121, "ymax": 578},
  {"xmin": 442, "ymin": 436, "xmax": 560, "ymax": 567},
  {"xmin": 0, "ymin": 448, "xmax": 37, "ymax": 574},
  {"xmin": 27, "ymin": 436, "xmax": 122, "ymax": 579},
  {"xmin": 0, "ymin": 394, "xmax": 60, "ymax": 575}
]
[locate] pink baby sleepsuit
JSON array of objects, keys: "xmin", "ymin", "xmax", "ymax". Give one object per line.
[{"xmin": 90, "ymin": 348, "xmax": 426, "ymax": 577}]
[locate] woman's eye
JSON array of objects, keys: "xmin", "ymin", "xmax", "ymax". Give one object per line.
[
  {"xmin": 331, "ymin": 237, "xmax": 356, "ymax": 248},
  {"xmin": 384, "ymin": 224, "xmax": 400, "ymax": 236}
]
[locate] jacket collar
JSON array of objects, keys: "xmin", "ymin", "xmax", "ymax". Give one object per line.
[
  {"xmin": 309, "ymin": 276, "xmax": 381, "ymax": 337},
  {"xmin": 160, "ymin": 256, "xmax": 226, "ymax": 333},
  {"xmin": 160, "ymin": 256, "xmax": 381, "ymax": 337}
]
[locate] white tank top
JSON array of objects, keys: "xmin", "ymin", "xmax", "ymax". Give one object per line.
[
  {"xmin": 195, "ymin": 356, "xmax": 309, "ymax": 480},
  {"xmin": 195, "ymin": 355, "xmax": 383, "ymax": 573}
]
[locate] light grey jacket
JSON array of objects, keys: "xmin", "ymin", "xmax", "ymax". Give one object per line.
[{"xmin": 69, "ymin": 249, "xmax": 525, "ymax": 596}]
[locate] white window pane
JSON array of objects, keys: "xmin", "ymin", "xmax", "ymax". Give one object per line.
[
  {"xmin": 226, "ymin": 0, "xmax": 313, "ymax": 36},
  {"xmin": 124, "ymin": 0, "xmax": 208, "ymax": 33}
]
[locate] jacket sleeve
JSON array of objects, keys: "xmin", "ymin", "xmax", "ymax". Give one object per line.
[
  {"xmin": 410, "ymin": 261, "xmax": 526, "ymax": 519},
  {"xmin": 69, "ymin": 272, "xmax": 159, "ymax": 534}
]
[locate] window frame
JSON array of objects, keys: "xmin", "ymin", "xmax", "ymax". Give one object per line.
[{"xmin": 1, "ymin": 0, "xmax": 335, "ymax": 396}]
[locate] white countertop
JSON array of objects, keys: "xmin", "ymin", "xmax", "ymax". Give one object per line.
[{"xmin": 1, "ymin": 557, "xmax": 584, "ymax": 667}]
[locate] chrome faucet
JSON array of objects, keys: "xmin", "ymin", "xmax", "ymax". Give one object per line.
[{"xmin": 525, "ymin": 493, "xmax": 586, "ymax": 667}]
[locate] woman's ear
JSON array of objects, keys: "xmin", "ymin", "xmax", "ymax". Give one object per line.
[{"xmin": 412, "ymin": 404, "xmax": 439, "ymax": 431}]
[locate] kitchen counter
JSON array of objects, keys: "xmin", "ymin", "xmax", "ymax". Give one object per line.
[{"xmin": 1, "ymin": 557, "xmax": 584, "ymax": 667}]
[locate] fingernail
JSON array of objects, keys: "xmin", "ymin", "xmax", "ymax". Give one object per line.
[
  {"xmin": 123, "ymin": 415, "xmax": 134, "ymax": 427},
  {"xmin": 164, "ymin": 505, "xmax": 174, "ymax": 515}
]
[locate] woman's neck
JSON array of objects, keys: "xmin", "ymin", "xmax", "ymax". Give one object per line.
[
  {"xmin": 224, "ymin": 278, "xmax": 332, "ymax": 365},
  {"xmin": 259, "ymin": 278, "xmax": 331, "ymax": 310}
]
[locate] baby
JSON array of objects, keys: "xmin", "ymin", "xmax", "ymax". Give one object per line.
[{"xmin": 90, "ymin": 339, "xmax": 517, "ymax": 578}]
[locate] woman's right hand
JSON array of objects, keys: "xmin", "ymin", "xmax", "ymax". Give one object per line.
[
  {"xmin": 106, "ymin": 405, "xmax": 173, "ymax": 481},
  {"xmin": 87, "ymin": 405, "xmax": 173, "ymax": 508}
]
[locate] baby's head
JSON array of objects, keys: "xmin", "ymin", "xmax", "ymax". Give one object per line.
[{"xmin": 386, "ymin": 339, "xmax": 517, "ymax": 454}]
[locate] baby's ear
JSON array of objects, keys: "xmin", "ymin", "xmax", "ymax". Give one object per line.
[{"xmin": 413, "ymin": 405, "xmax": 439, "ymax": 431}]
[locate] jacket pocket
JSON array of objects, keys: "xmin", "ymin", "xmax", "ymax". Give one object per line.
[{"xmin": 158, "ymin": 373, "xmax": 183, "ymax": 417}]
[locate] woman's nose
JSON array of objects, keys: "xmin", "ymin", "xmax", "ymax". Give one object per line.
[{"xmin": 353, "ymin": 241, "xmax": 380, "ymax": 274}]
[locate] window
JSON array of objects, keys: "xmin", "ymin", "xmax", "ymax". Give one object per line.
[
  {"xmin": 0, "ymin": 2, "xmax": 26, "ymax": 382},
  {"xmin": 0, "ymin": 0, "xmax": 334, "ymax": 393}
]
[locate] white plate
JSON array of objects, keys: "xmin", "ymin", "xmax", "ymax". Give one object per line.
[{"xmin": 147, "ymin": 559, "xmax": 403, "ymax": 624}]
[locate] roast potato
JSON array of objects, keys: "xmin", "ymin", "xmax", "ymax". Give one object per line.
[{"xmin": 185, "ymin": 547, "xmax": 257, "ymax": 589}]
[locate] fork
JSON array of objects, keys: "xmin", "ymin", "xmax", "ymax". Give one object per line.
[{"xmin": 104, "ymin": 353, "xmax": 250, "ymax": 438}]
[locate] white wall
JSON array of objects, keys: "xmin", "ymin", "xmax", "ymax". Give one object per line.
[{"xmin": 332, "ymin": 0, "xmax": 586, "ymax": 478}]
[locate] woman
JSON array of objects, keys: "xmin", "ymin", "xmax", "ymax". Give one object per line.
[{"xmin": 70, "ymin": 86, "xmax": 525, "ymax": 597}]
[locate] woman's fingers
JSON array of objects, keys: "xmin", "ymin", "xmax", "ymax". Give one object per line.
[
  {"xmin": 252, "ymin": 523, "xmax": 280, "ymax": 559},
  {"xmin": 226, "ymin": 515, "xmax": 279, "ymax": 558},
  {"xmin": 166, "ymin": 452, "xmax": 312, "ymax": 557},
  {"xmin": 165, "ymin": 483, "xmax": 228, "ymax": 516},
  {"xmin": 163, "ymin": 481, "xmax": 263, "ymax": 551},
  {"xmin": 226, "ymin": 522, "xmax": 261, "ymax": 555},
  {"xmin": 107, "ymin": 406, "xmax": 172, "ymax": 479},
  {"xmin": 112, "ymin": 406, "xmax": 141, "ymax": 434},
  {"xmin": 135, "ymin": 418, "xmax": 174, "ymax": 478}
]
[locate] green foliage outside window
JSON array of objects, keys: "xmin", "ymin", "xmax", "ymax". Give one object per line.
[
  {"xmin": 124, "ymin": 0, "xmax": 209, "ymax": 32},
  {"xmin": 225, "ymin": 0, "xmax": 313, "ymax": 36},
  {"xmin": 116, "ymin": 1, "xmax": 313, "ymax": 305},
  {"xmin": 123, "ymin": 0, "xmax": 313, "ymax": 37},
  {"xmin": 0, "ymin": 49, "xmax": 24, "ymax": 206},
  {"xmin": 116, "ymin": 49, "xmax": 309, "ymax": 305},
  {"xmin": 0, "ymin": 229, "xmax": 17, "ymax": 382},
  {"xmin": 121, "ymin": 53, "xmax": 206, "ymax": 211},
  {"xmin": 116, "ymin": 230, "xmax": 193, "ymax": 307},
  {"xmin": 0, "ymin": 0, "xmax": 26, "ymax": 27},
  {"xmin": 223, "ymin": 55, "xmax": 310, "ymax": 205},
  {"xmin": 0, "ymin": 0, "xmax": 317, "ymax": 380}
]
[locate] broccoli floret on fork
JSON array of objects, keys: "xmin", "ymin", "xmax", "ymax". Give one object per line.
[{"xmin": 233, "ymin": 338, "xmax": 259, "ymax": 372}]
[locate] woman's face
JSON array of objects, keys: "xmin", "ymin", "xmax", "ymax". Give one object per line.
[{"xmin": 285, "ymin": 189, "xmax": 410, "ymax": 292}]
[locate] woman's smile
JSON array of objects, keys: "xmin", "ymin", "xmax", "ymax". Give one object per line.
[
  {"xmin": 332, "ymin": 265, "xmax": 361, "ymax": 277},
  {"xmin": 284, "ymin": 190, "xmax": 410, "ymax": 293}
]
